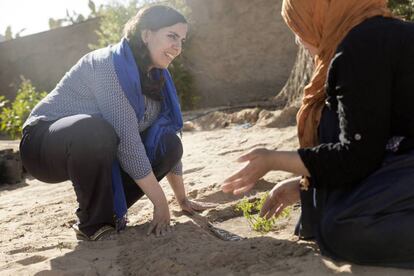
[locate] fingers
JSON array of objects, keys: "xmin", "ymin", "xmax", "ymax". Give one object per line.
[
  {"xmin": 223, "ymin": 169, "xmax": 246, "ymax": 185},
  {"xmin": 190, "ymin": 201, "xmax": 218, "ymax": 211},
  {"xmin": 236, "ymin": 151, "xmax": 254, "ymax": 162},
  {"xmin": 273, "ymin": 204, "xmax": 286, "ymax": 219},
  {"xmin": 155, "ymin": 223, "xmax": 162, "ymax": 237},
  {"xmin": 222, "ymin": 176, "xmax": 251, "ymax": 194},
  {"xmin": 147, "ymin": 221, "xmax": 172, "ymax": 236},
  {"xmin": 233, "ymin": 183, "xmax": 255, "ymax": 195},
  {"xmin": 265, "ymin": 204, "xmax": 280, "ymax": 220},
  {"xmin": 260, "ymin": 195, "xmax": 286, "ymax": 220},
  {"xmin": 259, "ymin": 195, "xmax": 273, "ymax": 217},
  {"xmin": 181, "ymin": 200, "xmax": 217, "ymax": 215},
  {"xmin": 147, "ymin": 222, "xmax": 156, "ymax": 236},
  {"xmin": 182, "ymin": 207, "xmax": 195, "ymax": 215},
  {"xmin": 195, "ymin": 202, "xmax": 218, "ymax": 210}
]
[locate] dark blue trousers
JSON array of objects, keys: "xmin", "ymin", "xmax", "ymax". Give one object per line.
[
  {"xmin": 297, "ymin": 108, "xmax": 414, "ymax": 268},
  {"xmin": 20, "ymin": 115, "xmax": 182, "ymax": 236}
]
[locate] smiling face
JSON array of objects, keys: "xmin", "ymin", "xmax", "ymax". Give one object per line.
[{"xmin": 141, "ymin": 23, "xmax": 188, "ymax": 70}]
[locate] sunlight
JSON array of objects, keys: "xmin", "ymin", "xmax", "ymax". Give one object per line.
[{"xmin": 0, "ymin": 0, "xmax": 111, "ymax": 37}]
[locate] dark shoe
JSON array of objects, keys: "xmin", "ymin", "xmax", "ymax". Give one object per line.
[{"xmin": 71, "ymin": 223, "xmax": 116, "ymax": 241}]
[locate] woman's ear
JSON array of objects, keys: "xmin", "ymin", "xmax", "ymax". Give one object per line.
[{"xmin": 141, "ymin": 29, "xmax": 150, "ymax": 44}]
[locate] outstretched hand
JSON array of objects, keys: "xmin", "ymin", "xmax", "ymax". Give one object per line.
[
  {"xmin": 179, "ymin": 198, "xmax": 218, "ymax": 215},
  {"xmin": 222, "ymin": 148, "xmax": 272, "ymax": 195}
]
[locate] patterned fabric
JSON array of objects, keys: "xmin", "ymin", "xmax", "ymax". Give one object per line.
[
  {"xmin": 112, "ymin": 38, "xmax": 183, "ymax": 163},
  {"xmin": 24, "ymin": 47, "xmax": 182, "ymax": 179},
  {"xmin": 385, "ymin": 136, "xmax": 405, "ymax": 153}
]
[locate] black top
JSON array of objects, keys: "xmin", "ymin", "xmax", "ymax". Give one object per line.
[{"xmin": 298, "ymin": 16, "xmax": 414, "ymax": 189}]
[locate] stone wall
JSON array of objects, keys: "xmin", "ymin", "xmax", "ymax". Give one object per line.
[
  {"xmin": 0, "ymin": 1, "xmax": 297, "ymax": 108},
  {"xmin": 184, "ymin": 0, "xmax": 297, "ymax": 107},
  {"xmin": 0, "ymin": 18, "xmax": 100, "ymax": 100}
]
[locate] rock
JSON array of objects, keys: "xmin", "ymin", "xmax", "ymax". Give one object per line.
[
  {"xmin": 182, "ymin": 121, "xmax": 196, "ymax": 132},
  {"xmin": 0, "ymin": 149, "xmax": 23, "ymax": 184},
  {"xmin": 256, "ymin": 106, "xmax": 298, "ymax": 128},
  {"xmin": 192, "ymin": 111, "xmax": 230, "ymax": 130},
  {"xmin": 229, "ymin": 108, "xmax": 261, "ymax": 124}
]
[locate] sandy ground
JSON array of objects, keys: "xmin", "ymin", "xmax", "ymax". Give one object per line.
[{"xmin": 0, "ymin": 110, "xmax": 413, "ymax": 275}]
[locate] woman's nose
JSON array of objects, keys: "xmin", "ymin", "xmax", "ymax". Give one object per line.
[{"xmin": 172, "ymin": 40, "xmax": 182, "ymax": 51}]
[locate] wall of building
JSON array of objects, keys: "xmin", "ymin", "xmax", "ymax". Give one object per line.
[
  {"xmin": 0, "ymin": 18, "xmax": 100, "ymax": 100},
  {"xmin": 184, "ymin": 0, "xmax": 297, "ymax": 107},
  {"xmin": 0, "ymin": 1, "xmax": 297, "ymax": 108}
]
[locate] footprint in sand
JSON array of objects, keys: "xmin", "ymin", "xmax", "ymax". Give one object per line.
[
  {"xmin": 183, "ymin": 166, "xmax": 205, "ymax": 175},
  {"xmin": 218, "ymin": 143, "xmax": 270, "ymax": 156},
  {"xmin": 7, "ymin": 246, "xmax": 34, "ymax": 255},
  {"xmin": 16, "ymin": 255, "xmax": 48, "ymax": 265},
  {"xmin": 217, "ymin": 149, "xmax": 245, "ymax": 156},
  {"xmin": 7, "ymin": 243, "xmax": 73, "ymax": 255}
]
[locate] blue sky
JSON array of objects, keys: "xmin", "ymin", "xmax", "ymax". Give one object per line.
[{"xmin": 0, "ymin": 0, "xmax": 122, "ymax": 37}]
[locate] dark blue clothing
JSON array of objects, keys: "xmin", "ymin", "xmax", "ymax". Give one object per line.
[
  {"xmin": 20, "ymin": 116, "xmax": 182, "ymax": 237},
  {"xmin": 298, "ymin": 108, "xmax": 414, "ymax": 268},
  {"xmin": 295, "ymin": 17, "xmax": 414, "ymax": 268},
  {"xmin": 298, "ymin": 16, "xmax": 414, "ymax": 188}
]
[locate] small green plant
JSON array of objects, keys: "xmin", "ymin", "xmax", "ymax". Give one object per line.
[
  {"xmin": 0, "ymin": 79, "xmax": 47, "ymax": 139},
  {"xmin": 235, "ymin": 193, "xmax": 291, "ymax": 233}
]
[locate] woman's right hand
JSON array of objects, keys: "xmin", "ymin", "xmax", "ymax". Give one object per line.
[
  {"xmin": 147, "ymin": 200, "xmax": 171, "ymax": 236},
  {"xmin": 222, "ymin": 148, "xmax": 272, "ymax": 195},
  {"xmin": 134, "ymin": 172, "xmax": 172, "ymax": 236}
]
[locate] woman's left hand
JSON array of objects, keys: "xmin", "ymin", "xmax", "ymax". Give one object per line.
[
  {"xmin": 179, "ymin": 198, "xmax": 218, "ymax": 215},
  {"xmin": 260, "ymin": 177, "xmax": 301, "ymax": 220}
]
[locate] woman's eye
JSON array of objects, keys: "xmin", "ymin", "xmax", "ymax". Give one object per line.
[{"xmin": 168, "ymin": 34, "xmax": 177, "ymax": 40}]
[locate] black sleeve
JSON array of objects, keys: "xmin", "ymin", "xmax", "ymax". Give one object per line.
[{"xmin": 298, "ymin": 29, "xmax": 393, "ymax": 189}]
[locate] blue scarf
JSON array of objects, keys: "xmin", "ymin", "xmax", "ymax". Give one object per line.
[{"xmin": 110, "ymin": 38, "xmax": 183, "ymax": 231}]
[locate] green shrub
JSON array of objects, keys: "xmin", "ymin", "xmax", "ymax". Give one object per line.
[
  {"xmin": 235, "ymin": 193, "xmax": 291, "ymax": 233},
  {"xmin": 169, "ymin": 55, "xmax": 198, "ymax": 110},
  {"xmin": 0, "ymin": 79, "xmax": 47, "ymax": 139},
  {"xmin": 389, "ymin": 0, "xmax": 414, "ymax": 21}
]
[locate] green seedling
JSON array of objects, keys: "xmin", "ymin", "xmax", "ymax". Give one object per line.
[{"xmin": 235, "ymin": 193, "xmax": 291, "ymax": 233}]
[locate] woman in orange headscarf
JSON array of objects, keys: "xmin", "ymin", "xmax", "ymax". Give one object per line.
[{"xmin": 223, "ymin": 0, "xmax": 414, "ymax": 267}]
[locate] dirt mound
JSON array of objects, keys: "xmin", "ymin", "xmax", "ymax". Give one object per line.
[{"xmin": 183, "ymin": 106, "xmax": 298, "ymax": 131}]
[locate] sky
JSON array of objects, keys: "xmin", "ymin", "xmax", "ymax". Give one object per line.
[{"xmin": 0, "ymin": 0, "xmax": 123, "ymax": 37}]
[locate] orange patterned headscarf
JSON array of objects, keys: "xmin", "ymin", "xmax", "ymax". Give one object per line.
[{"xmin": 281, "ymin": 0, "xmax": 393, "ymax": 148}]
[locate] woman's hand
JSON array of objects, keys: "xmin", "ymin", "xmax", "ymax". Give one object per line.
[
  {"xmin": 166, "ymin": 173, "xmax": 217, "ymax": 214},
  {"xmin": 179, "ymin": 198, "xmax": 218, "ymax": 215},
  {"xmin": 222, "ymin": 148, "xmax": 272, "ymax": 195},
  {"xmin": 135, "ymin": 172, "xmax": 172, "ymax": 236},
  {"xmin": 147, "ymin": 201, "xmax": 171, "ymax": 236},
  {"xmin": 260, "ymin": 177, "xmax": 301, "ymax": 220},
  {"xmin": 222, "ymin": 149, "xmax": 310, "ymax": 196}
]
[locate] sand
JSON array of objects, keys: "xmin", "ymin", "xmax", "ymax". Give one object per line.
[{"xmin": 0, "ymin": 109, "xmax": 413, "ymax": 275}]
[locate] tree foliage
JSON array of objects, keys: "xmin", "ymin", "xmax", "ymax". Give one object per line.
[
  {"xmin": 4, "ymin": 26, "xmax": 13, "ymax": 40},
  {"xmin": 3, "ymin": 26, "xmax": 26, "ymax": 40},
  {"xmin": 277, "ymin": 0, "xmax": 414, "ymax": 109},
  {"xmin": 389, "ymin": 0, "xmax": 414, "ymax": 21},
  {"xmin": 90, "ymin": 0, "xmax": 141, "ymax": 49},
  {"xmin": 0, "ymin": 79, "xmax": 47, "ymax": 139},
  {"xmin": 48, "ymin": 0, "xmax": 99, "ymax": 30}
]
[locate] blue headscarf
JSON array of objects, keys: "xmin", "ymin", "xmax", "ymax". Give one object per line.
[{"xmin": 110, "ymin": 38, "xmax": 183, "ymax": 231}]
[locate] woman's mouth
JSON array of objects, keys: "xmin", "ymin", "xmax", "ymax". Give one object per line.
[{"xmin": 165, "ymin": 52, "xmax": 175, "ymax": 61}]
